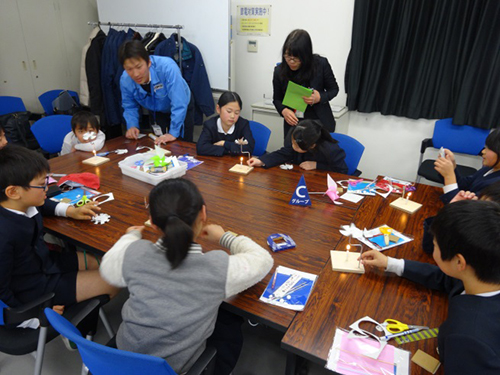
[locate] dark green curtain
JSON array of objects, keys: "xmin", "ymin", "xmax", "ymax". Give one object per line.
[{"xmin": 346, "ymin": 0, "xmax": 500, "ymax": 129}]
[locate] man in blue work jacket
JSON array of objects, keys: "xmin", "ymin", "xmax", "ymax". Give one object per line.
[{"xmin": 119, "ymin": 40, "xmax": 194, "ymax": 143}]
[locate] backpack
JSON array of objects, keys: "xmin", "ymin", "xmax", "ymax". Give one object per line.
[
  {"xmin": 52, "ymin": 90, "xmax": 79, "ymax": 115},
  {"xmin": 0, "ymin": 111, "xmax": 40, "ymax": 150}
]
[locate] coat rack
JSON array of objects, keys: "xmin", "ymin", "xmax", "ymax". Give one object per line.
[{"xmin": 88, "ymin": 21, "xmax": 184, "ymax": 73}]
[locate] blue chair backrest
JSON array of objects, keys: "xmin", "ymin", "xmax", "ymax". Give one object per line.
[
  {"xmin": 0, "ymin": 96, "xmax": 26, "ymax": 116},
  {"xmin": 249, "ymin": 121, "xmax": 271, "ymax": 156},
  {"xmin": 330, "ymin": 133, "xmax": 365, "ymax": 175},
  {"xmin": 0, "ymin": 300, "xmax": 8, "ymax": 326},
  {"xmin": 31, "ymin": 115, "xmax": 72, "ymax": 154},
  {"xmin": 38, "ymin": 90, "xmax": 80, "ymax": 116},
  {"xmin": 432, "ymin": 118, "xmax": 489, "ymax": 155},
  {"xmin": 45, "ymin": 308, "xmax": 177, "ymax": 375}
]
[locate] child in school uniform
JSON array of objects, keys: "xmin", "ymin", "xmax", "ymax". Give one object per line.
[
  {"xmin": 361, "ymin": 200, "xmax": 500, "ymax": 375},
  {"xmin": 434, "ymin": 128, "xmax": 500, "ymax": 203},
  {"xmin": 248, "ymin": 119, "xmax": 348, "ymax": 173},
  {"xmin": 60, "ymin": 110, "xmax": 105, "ymax": 156},
  {"xmin": 196, "ymin": 91, "xmax": 255, "ymax": 156},
  {"xmin": 422, "ymin": 181, "xmax": 500, "ymax": 254},
  {"xmin": 0, "ymin": 145, "xmax": 118, "ymax": 310},
  {"xmin": 99, "ymin": 178, "xmax": 273, "ymax": 375}
]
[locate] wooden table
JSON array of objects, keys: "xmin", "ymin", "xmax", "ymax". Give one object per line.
[
  {"xmin": 281, "ymin": 182, "xmax": 448, "ymax": 374},
  {"xmin": 44, "ymin": 137, "xmax": 449, "ymax": 374},
  {"xmin": 44, "ymin": 137, "xmax": 359, "ymax": 331}
]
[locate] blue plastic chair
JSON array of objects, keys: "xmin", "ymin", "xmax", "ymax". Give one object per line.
[
  {"xmin": 330, "ymin": 133, "xmax": 365, "ymax": 176},
  {"xmin": 45, "ymin": 304, "xmax": 216, "ymax": 375},
  {"xmin": 38, "ymin": 90, "xmax": 80, "ymax": 116},
  {"xmin": 0, "ymin": 96, "xmax": 26, "ymax": 116},
  {"xmin": 31, "ymin": 115, "xmax": 72, "ymax": 154},
  {"xmin": 249, "ymin": 121, "xmax": 271, "ymax": 156},
  {"xmin": 1, "ymin": 294, "xmax": 109, "ymax": 375},
  {"xmin": 416, "ymin": 118, "xmax": 490, "ymax": 183}
]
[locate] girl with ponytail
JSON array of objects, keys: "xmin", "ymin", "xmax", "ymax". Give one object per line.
[{"xmin": 100, "ymin": 178, "xmax": 273, "ymax": 375}]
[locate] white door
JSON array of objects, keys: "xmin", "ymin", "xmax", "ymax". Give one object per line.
[
  {"xmin": 17, "ymin": 0, "xmax": 70, "ymax": 112},
  {"xmin": 0, "ymin": 0, "xmax": 39, "ymax": 110}
]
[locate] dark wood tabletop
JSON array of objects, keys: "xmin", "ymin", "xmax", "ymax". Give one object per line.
[
  {"xmin": 281, "ymin": 181, "xmax": 448, "ymax": 374},
  {"xmin": 44, "ymin": 137, "xmax": 361, "ymax": 331}
]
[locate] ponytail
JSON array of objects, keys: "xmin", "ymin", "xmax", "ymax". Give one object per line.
[{"xmin": 149, "ymin": 179, "xmax": 205, "ymax": 269}]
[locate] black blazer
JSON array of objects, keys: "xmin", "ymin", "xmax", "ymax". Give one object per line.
[
  {"xmin": 258, "ymin": 132, "xmax": 347, "ymax": 173},
  {"xmin": 0, "ymin": 200, "xmax": 64, "ymax": 307},
  {"xmin": 403, "ymin": 260, "xmax": 500, "ymax": 374},
  {"xmin": 273, "ymin": 55, "xmax": 339, "ymax": 132},
  {"xmin": 196, "ymin": 116, "xmax": 255, "ymax": 156}
]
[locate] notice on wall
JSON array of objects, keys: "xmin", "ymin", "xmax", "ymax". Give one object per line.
[{"xmin": 237, "ymin": 5, "xmax": 271, "ymax": 36}]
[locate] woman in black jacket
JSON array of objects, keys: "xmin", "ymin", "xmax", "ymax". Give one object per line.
[{"xmin": 273, "ymin": 29, "xmax": 339, "ymax": 138}]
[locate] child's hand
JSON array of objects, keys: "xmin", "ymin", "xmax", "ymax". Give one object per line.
[
  {"xmin": 214, "ymin": 140, "xmax": 225, "ymax": 146},
  {"xmin": 434, "ymin": 156, "xmax": 455, "ymax": 180},
  {"xmin": 359, "ymin": 250, "xmax": 388, "ymax": 270},
  {"xmin": 444, "ymin": 149, "xmax": 456, "ymax": 168},
  {"xmin": 199, "ymin": 224, "xmax": 225, "ymax": 243},
  {"xmin": 282, "ymin": 108, "xmax": 299, "ymax": 126},
  {"xmin": 126, "ymin": 225, "xmax": 145, "ymax": 234},
  {"xmin": 248, "ymin": 157, "xmax": 263, "ymax": 167},
  {"xmin": 71, "ymin": 146, "xmax": 77, "ymax": 153},
  {"xmin": 300, "ymin": 161, "xmax": 317, "ymax": 170},
  {"xmin": 66, "ymin": 202, "xmax": 101, "ymax": 220},
  {"xmin": 52, "ymin": 305, "xmax": 65, "ymax": 315},
  {"xmin": 450, "ymin": 190, "xmax": 478, "ymax": 203}
]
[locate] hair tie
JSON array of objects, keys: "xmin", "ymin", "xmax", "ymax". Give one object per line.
[{"xmin": 167, "ymin": 214, "xmax": 180, "ymax": 221}]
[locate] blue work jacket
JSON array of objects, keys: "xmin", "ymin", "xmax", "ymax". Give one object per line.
[{"xmin": 120, "ymin": 56, "xmax": 191, "ymax": 138}]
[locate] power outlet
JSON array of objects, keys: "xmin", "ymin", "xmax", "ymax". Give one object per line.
[{"xmin": 247, "ymin": 40, "xmax": 258, "ymax": 53}]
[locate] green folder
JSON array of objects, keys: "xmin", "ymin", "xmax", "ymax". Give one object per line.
[{"xmin": 282, "ymin": 81, "xmax": 313, "ymax": 113}]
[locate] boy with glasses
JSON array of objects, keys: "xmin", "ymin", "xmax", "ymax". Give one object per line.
[{"xmin": 0, "ymin": 145, "xmax": 118, "ymax": 311}]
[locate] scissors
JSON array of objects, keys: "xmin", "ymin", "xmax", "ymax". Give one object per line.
[
  {"xmin": 76, "ymin": 194, "xmax": 91, "ymax": 207},
  {"xmin": 383, "ymin": 319, "xmax": 428, "ymax": 334}
]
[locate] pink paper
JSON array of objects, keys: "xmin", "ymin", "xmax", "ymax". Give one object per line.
[
  {"xmin": 326, "ymin": 189, "xmax": 339, "ymax": 202},
  {"xmin": 338, "ymin": 331, "xmax": 395, "ymax": 375},
  {"xmin": 48, "ymin": 176, "xmax": 58, "ymax": 185}
]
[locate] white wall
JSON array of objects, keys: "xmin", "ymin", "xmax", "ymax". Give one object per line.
[{"xmin": 231, "ymin": 0, "xmax": 483, "ymax": 182}]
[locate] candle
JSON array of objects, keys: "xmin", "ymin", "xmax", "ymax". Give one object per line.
[
  {"xmin": 240, "ymin": 156, "xmax": 243, "ymax": 165},
  {"xmin": 93, "ymin": 149, "xmax": 96, "ymax": 157},
  {"xmin": 346, "ymin": 244, "xmax": 351, "ymax": 261},
  {"xmin": 406, "ymin": 192, "xmax": 412, "ymax": 201}
]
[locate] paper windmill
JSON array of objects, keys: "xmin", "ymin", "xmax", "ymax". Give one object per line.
[
  {"xmin": 235, "ymin": 138, "xmax": 248, "ymax": 145},
  {"xmin": 339, "ymin": 223, "xmax": 364, "ymax": 239}
]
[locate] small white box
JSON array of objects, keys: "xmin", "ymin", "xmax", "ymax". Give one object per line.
[{"xmin": 118, "ymin": 152, "xmax": 187, "ymax": 186}]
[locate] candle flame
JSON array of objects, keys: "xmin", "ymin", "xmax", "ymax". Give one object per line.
[
  {"xmin": 93, "ymin": 150, "xmax": 96, "ymax": 157},
  {"xmin": 346, "ymin": 244, "xmax": 351, "ymax": 251}
]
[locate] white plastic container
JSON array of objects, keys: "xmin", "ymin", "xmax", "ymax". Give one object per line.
[{"xmin": 118, "ymin": 152, "xmax": 187, "ymax": 185}]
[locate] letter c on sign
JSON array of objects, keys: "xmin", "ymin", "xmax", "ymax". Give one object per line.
[{"xmin": 296, "ymin": 186, "xmax": 306, "ymax": 198}]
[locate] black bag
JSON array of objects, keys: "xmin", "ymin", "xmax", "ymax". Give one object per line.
[
  {"xmin": 0, "ymin": 111, "xmax": 40, "ymax": 150},
  {"xmin": 52, "ymin": 90, "xmax": 79, "ymax": 115}
]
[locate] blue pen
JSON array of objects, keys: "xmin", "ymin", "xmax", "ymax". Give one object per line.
[
  {"xmin": 97, "ymin": 152, "xmax": 110, "ymax": 157},
  {"xmin": 382, "ymin": 327, "xmax": 422, "ymax": 341}
]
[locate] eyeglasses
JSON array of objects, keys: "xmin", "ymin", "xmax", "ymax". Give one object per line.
[
  {"xmin": 28, "ymin": 176, "xmax": 50, "ymax": 190},
  {"xmin": 284, "ymin": 54, "xmax": 300, "ymax": 63}
]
